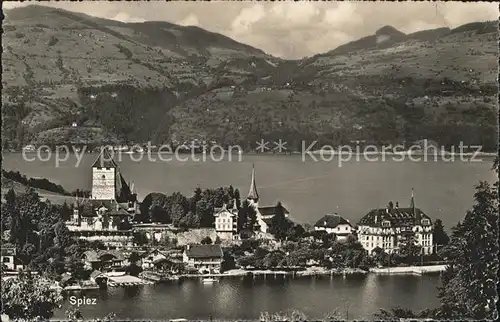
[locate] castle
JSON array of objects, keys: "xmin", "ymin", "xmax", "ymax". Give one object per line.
[{"xmin": 65, "ymin": 149, "xmax": 138, "ymax": 248}]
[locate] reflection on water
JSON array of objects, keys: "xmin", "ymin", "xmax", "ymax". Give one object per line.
[{"xmin": 55, "ymin": 275, "xmax": 441, "ymax": 320}]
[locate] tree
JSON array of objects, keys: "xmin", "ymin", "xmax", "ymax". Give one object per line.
[
  {"xmin": 238, "ymin": 199, "xmax": 257, "ymax": 233},
  {"xmin": 269, "ymin": 202, "xmax": 291, "ymax": 241},
  {"xmin": 263, "ymin": 251, "xmax": 286, "ymax": 269},
  {"xmin": 129, "ymin": 251, "xmax": 141, "ymax": 264},
  {"xmin": 260, "ymin": 310, "xmax": 308, "ymax": 322},
  {"xmin": 179, "ymin": 211, "xmax": 200, "ymax": 229},
  {"xmin": 397, "ymin": 234, "xmax": 422, "ymax": 265},
  {"xmin": 374, "ymin": 307, "xmax": 419, "ymax": 320},
  {"xmin": 60, "ymin": 202, "xmax": 72, "ymax": 221},
  {"xmin": 133, "ymin": 231, "xmax": 149, "ymax": 246},
  {"xmin": 201, "ymin": 236, "xmax": 213, "ymax": 245},
  {"xmin": 435, "ymin": 179, "xmax": 499, "ymax": 319},
  {"xmin": 1, "ymin": 271, "xmax": 62, "ymax": 320},
  {"xmin": 170, "ymin": 203, "xmax": 185, "ymax": 226},
  {"xmin": 221, "ymin": 251, "xmax": 235, "ymax": 272},
  {"xmin": 433, "ymin": 219, "xmax": 450, "ymax": 247}
]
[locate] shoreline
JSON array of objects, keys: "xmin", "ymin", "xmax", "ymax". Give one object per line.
[
  {"xmin": 176, "ymin": 265, "xmax": 445, "ymax": 279},
  {"xmin": 5, "ymin": 151, "xmax": 498, "ymax": 157}
]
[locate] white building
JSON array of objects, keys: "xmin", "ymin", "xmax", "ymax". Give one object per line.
[
  {"xmin": 314, "ymin": 214, "xmax": 354, "ymax": 240},
  {"xmin": 1, "ymin": 248, "xmax": 24, "ymax": 271},
  {"xmin": 357, "ymin": 191, "xmax": 434, "ymax": 255},
  {"xmin": 214, "ymin": 203, "xmax": 238, "ymax": 240}
]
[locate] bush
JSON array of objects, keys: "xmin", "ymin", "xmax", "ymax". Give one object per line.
[{"xmin": 200, "ymin": 236, "xmax": 213, "ymax": 245}]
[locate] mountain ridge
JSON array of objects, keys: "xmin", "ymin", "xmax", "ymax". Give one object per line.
[{"xmin": 2, "ymin": 5, "xmax": 498, "ymax": 151}]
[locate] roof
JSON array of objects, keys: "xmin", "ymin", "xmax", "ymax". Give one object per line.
[
  {"xmin": 92, "ymin": 149, "xmax": 118, "ymax": 168},
  {"xmin": 262, "ymin": 216, "xmax": 294, "ymax": 227},
  {"xmin": 185, "ymin": 245, "xmax": 223, "ymax": 259},
  {"xmin": 358, "ymin": 207, "xmax": 432, "ymax": 228},
  {"xmin": 214, "ymin": 205, "xmax": 236, "ymax": 217},
  {"xmin": 141, "ymin": 248, "xmax": 169, "ymax": 260},
  {"xmin": 83, "ymin": 250, "xmax": 100, "ymax": 262},
  {"xmin": 115, "ymin": 168, "xmax": 133, "ymax": 203},
  {"xmin": 247, "ymin": 165, "xmax": 259, "ymax": 201},
  {"xmin": 90, "ymin": 270, "xmax": 106, "ymax": 279},
  {"xmin": 258, "ymin": 205, "xmax": 290, "ymax": 217},
  {"xmin": 83, "ymin": 250, "xmax": 125, "ymax": 262},
  {"xmin": 1, "ymin": 248, "xmax": 16, "ymax": 257},
  {"xmin": 99, "ymin": 250, "xmax": 125, "ymax": 261},
  {"xmin": 60, "ymin": 274, "xmax": 76, "ymax": 284},
  {"xmin": 315, "ymin": 214, "xmax": 351, "ymax": 228},
  {"xmin": 78, "ymin": 199, "xmax": 131, "ymax": 217}
]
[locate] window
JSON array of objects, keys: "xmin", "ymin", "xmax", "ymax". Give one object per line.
[
  {"xmin": 3, "ymin": 257, "xmax": 10, "ymax": 263},
  {"xmin": 382, "ymin": 220, "xmax": 391, "ymax": 227},
  {"xmin": 102, "ymin": 175, "xmax": 106, "ymax": 179},
  {"xmin": 421, "ymin": 219, "xmax": 430, "ymax": 225},
  {"xmin": 106, "ymin": 167, "xmax": 111, "ymax": 170}
]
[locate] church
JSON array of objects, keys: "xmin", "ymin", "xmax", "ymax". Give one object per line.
[
  {"xmin": 65, "ymin": 149, "xmax": 139, "ymax": 248},
  {"xmin": 246, "ymin": 165, "xmax": 290, "ymax": 234},
  {"xmin": 213, "ymin": 165, "xmax": 290, "ymax": 240}
]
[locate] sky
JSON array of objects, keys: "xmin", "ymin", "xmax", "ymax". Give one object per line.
[{"xmin": 3, "ymin": 0, "xmax": 498, "ymax": 59}]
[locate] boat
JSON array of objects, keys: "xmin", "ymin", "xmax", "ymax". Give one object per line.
[
  {"xmin": 201, "ymin": 277, "xmax": 219, "ymax": 283},
  {"xmin": 63, "ymin": 285, "xmax": 82, "ymax": 291},
  {"xmin": 140, "ymin": 271, "xmax": 160, "ymax": 282}
]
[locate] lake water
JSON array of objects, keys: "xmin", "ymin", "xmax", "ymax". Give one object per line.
[
  {"xmin": 53, "ymin": 274, "xmax": 441, "ymax": 320},
  {"xmin": 2, "ymin": 153, "xmax": 495, "ymax": 228},
  {"xmin": 3, "ymin": 154, "xmax": 488, "ymax": 319}
]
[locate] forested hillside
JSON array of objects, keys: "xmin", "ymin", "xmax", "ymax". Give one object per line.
[{"xmin": 2, "ymin": 5, "xmax": 497, "ymax": 151}]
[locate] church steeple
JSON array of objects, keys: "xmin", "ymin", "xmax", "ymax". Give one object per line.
[
  {"xmin": 410, "ymin": 188, "xmax": 421, "ymax": 221},
  {"xmin": 247, "ymin": 164, "xmax": 259, "ymax": 203},
  {"xmin": 410, "ymin": 188, "xmax": 415, "ymax": 210}
]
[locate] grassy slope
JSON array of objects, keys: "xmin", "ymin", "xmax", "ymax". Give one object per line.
[{"xmin": 2, "ymin": 6, "xmax": 497, "ymax": 150}]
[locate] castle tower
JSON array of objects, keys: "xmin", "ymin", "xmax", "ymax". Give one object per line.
[
  {"xmin": 91, "ymin": 149, "xmax": 117, "ymax": 200},
  {"xmin": 247, "ymin": 164, "xmax": 259, "ymax": 205}
]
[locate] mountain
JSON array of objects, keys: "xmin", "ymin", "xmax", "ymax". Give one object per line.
[{"xmin": 2, "ymin": 5, "xmax": 497, "ymax": 151}]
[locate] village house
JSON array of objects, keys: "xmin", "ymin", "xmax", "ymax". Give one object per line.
[
  {"xmin": 357, "ymin": 191, "xmax": 434, "ymax": 255},
  {"xmin": 83, "ymin": 249, "xmax": 126, "ymax": 272},
  {"xmin": 140, "ymin": 248, "xmax": 170, "ymax": 270},
  {"xmin": 182, "ymin": 244, "xmax": 223, "ymax": 274},
  {"xmin": 314, "ymin": 213, "xmax": 354, "ymax": 240},
  {"xmin": 214, "ymin": 203, "xmax": 238, "ymax": 240},
  {"xmin": 1, "ymin": 247, "xmax": 24, "ymax": 271}
]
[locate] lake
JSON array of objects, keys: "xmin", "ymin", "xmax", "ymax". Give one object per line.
[
  {"xmin": 53, "ymin": 274, "xmax": 442, "ymax": 320},
  {"xmin": 2, "ymin": 152, "xmax": 495, "ymax": 228}
]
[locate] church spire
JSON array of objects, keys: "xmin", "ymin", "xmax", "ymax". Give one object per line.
[
  {"xmin": 410, "ymin": 188, "xmax": 415, "ymax": 210},
  {"xmin": 410, "ymin": 188, "xmax": 421, "ymax": 221},
  {"xmin": 247, "ymin": 164, "xmax": 259, "ymax": 202}
]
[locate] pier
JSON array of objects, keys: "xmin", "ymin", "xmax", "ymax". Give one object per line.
[
  {"xmin": 107, "ymin": 275, "xmax": 154, "ymax": 287},
  {"xmin": 369, "ymin": 265, "xmax": 447, "ymax": 275}
]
